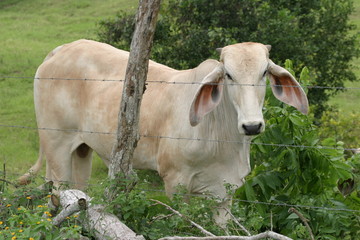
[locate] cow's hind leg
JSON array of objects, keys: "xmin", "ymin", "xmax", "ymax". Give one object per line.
[
  {"xmin": 43, "ymin": 143, "xmax": 73, "ymax": 190},
  {"xmin": 71, "ymin": 143, "xmax": 93, "ymax": 190}
]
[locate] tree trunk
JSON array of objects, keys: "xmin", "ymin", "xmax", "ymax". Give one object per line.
[{"xmin": 108, "ymin": 0, "xmax": 161, "ymax": 193}]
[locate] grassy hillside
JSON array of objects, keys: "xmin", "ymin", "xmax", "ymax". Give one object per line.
[
  {"xmin": 0, "ymin": 0, "xmax": 135, "ymax": 182},
  {"xmin": 328, "ymin": 0, "xmax": 360, "ymax": 112}
]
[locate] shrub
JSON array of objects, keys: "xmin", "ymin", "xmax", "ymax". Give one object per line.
[
  {"xmin": 97, "ymin": 0, "xmax": 359, "ymax": 117},
  {"xmin": 319, "ymin": 109, "xmax": 360, "ymax": 150},
  {"xmin": 0, "ymin": 185, "xmax": 82, "ymax": 240},
  {"xmin": 235, "ymin": 61, "xmax": 360, "ymax": 239}
]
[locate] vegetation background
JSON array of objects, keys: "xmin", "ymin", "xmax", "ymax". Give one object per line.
[
  {"xmin": 1, "ymin": 0, "xmax": 359, "ymax": 179},
  {"xmin": 0, "ymin": 0, "xmax": 359, "ymax": 239}
]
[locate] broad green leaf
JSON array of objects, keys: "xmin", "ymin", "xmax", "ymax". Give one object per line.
[
  {"xmin": 289, "ymin": 113, "xmax": 307, "ymax": 127},
  {"xmin": 244, "ymin": 181, "xmax": 256, "ymax": 201},
  {"xmin": 286, "ymin": 213, "xmax": 299, "ymax": 219}
]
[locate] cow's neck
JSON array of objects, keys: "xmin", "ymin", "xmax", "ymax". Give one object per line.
[
  {"xmin": 195, "ymin": 84, "xmax": 248, "ymax": 154},
  {"xmin": 190, "ymin": 84, "xmax": 252, "ymax": 191}
]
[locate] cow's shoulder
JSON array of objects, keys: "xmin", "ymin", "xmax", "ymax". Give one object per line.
[
  {"xmin": 47, "ymin": 39, "xmax": 129, "ymax": 62},
  {"xmin": 192, "ymin": 59, "xmax": 220, "ymax": 83}
]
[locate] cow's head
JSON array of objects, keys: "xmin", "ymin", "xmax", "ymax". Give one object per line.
[{"xmin": 189, "ymin": 42, "xmax": 309, "ymax": 136}]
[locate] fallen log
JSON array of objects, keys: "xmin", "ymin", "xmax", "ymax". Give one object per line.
[{"xmin": 51, "ymin": 189, "xmax": 145, "ymax": 240}]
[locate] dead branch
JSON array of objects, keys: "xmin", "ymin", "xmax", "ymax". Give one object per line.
[
  {"xmin": 52, "ymin": 189, "xmax": 145, "ymax": 240},
  {"xmin": 150, "ymin": 199, "xmax": 216, "ymax": 237},
  {"xmin": 159, "ymin": 231, "xmax": 293, "ymax": 240},
  {"xmin": 0, "ymin": 178, "xmax": 19, "ymax": 187},
  {"xmin": 288, "ymin": 208, "xmax": 314, "ymax": 240},
  {"xmin": 52, "ymin": 198, "xmax": 87, "ymax": 226},
  {"xmin": 152, "ymin": 199, "xmax": 292, "ymax": 240},
  {"xmin": 222, "ymin": 208, "xmax": 251, "ymax": 236},
  {"xmin": 85, "ymin": 205, "xmax": 145, "ymax": 240},
  {"xmin": 150, "ymin": 213, "xmax": 176, "ymax": 223}
]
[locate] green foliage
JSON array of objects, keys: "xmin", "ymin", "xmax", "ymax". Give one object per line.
[
  {"xmin": 235, "ymin": 62, "xmax": 360, "ymax": 239},
  {"xmin": 0, "ymin": 185, "xmax": 82, "ymax": 240},
  {"xmin": 97, "ymin": 0, "xmax": 359, "ymax": 117},
  {"xmin": 105, "ymin": 183, "xmax": 225, "ymax": 239},
  {"xmin": 319, "ymin": 109, "xmax": 360, "ymax": 149}
]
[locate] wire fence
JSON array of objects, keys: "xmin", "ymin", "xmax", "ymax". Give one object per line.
[
  {"xmin": 1, "ymin": 75, "xmax": 359, "ymax": 152},
  {"xmin": 1, "ymin": 75, "xmax": 360, "ymax": 218},
  {"xmin": 1, "ymin": 169, "xmax": 360, "ymax": 215},
  {"xmin": 0, "ymin": 123, "xmax": 359, "ymax": 152},
  {"xmin": 2, "ymin": 75, "xmax": 360, "ymax": 90}
]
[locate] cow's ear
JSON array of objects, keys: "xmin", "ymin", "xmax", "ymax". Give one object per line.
[
  {"xmin": 268, "ymin": 60, "xmax": 309, "ymax": 114},
  {"xmin": 189, "ymin": 64, "xmax": 224, "ymax": 126}
]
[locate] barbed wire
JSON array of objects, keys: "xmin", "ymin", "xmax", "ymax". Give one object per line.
[
  {"xmin": 1, "ymin": 170, "xmax": 359, "ymax": 214},
  {"xmin": 1, "ymin": 76, "xmax": 359, "ymax": 216},
  {"xmin": 0, "ymin": 123, "xmax": 358, "ymax": 152},
  {"xmin": 1, "ymin": 75, "xmax": 360, "ymax": 90}
]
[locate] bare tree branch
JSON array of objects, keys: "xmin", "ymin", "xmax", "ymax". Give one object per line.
[
  {"xmin": 288, "ymin": 207, "xmax": 314, "ymax": 240},
  {"xmin": 222, "ymin": 208, "xmax": 251, "ymax": 236},
  {"xmin": 159, "ymin": 231, "xmax": 293, "ymax": 240},
  {"xmin": 150, "ymin": 213, "xmax": 176, "ymax": 223},
  {"xmin": 52, "ymin": 198, "xmax": 86, "ymax": 226},
  {"xmin": 151, "ymin": 200, "xmax": 292, "ymax": 240},
  {"xmin": 52, "ymin": 189, "xmax": 145, "ymax": 240},
  {"xmin": 150, "ymin": 199, "xmax": 216, "ymax": 237},
  {"xmin": 0, "ymin": 178, "xmax": 19, "ymax": 187}
]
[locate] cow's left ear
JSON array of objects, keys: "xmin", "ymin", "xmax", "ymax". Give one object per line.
[
  {"xmin": 189, "ymin": 64, "xmax": 224, "ymax": 126},
  {"xmin": 268, "ymin": 60, "xmax": 309, "ymax": 114}
]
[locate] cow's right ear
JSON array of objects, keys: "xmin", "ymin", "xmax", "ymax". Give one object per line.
[
  {"xmin": 268, "ymin": 60, "xmax": 309, "ymax": 114},
  {"xmin": 189, "ymin": 64, "xmax": 224, "ymax": 126}
]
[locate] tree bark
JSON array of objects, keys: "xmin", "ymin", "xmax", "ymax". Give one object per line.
[{"xmin": 108, "ymin": 0, "xmax": 161, "ymax": 192}]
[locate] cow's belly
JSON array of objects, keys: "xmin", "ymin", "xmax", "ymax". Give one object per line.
[{"xmin": 132, "ymin": 137, "xmax": 159, "ymax": 171}]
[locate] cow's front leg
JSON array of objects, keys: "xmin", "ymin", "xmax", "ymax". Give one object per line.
[{"xmin": 213, "ymin": 197, "xmax": 232, "ymax": 227}]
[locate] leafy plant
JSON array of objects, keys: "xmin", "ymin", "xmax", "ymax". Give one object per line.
[
  {"xmin": 97, "ymin": 0, "xmax": 359, "ymax": 117},
  {"xmin": 0, "ymin": 184, "xmax": 82, "ymax": 240},
  {"xmin": 319, "ymin": 109, "xmax": 360, "ymax": 150},
  {"xmin": 104, "ymin": 180, "xmax": 225, "ymax": 239},
  {"xmin": 234, "ymin": 61, "xmax": 360, "ymax": 239}
]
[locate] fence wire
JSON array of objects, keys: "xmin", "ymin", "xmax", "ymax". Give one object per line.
[
  {"xmin": 1, "ymin": 75, "xmax": 360, "ymax": 90},
  {"xmin": 1, "ymin": 75, "xmax": 359, "ymax": 216},
  {"xmin": 1, "ymin": 170, "xmax": 359, "ymax": 215},
  {"xmin": 0, "ymin": 123, "xmax": 358, "ymax": 152}
]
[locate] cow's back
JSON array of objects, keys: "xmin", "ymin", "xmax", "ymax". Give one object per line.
[
  {"xmin": 35, "ymin": 40, "xmax": 128, "ymax": 136},
  {"xmin": 34, "ymin": 39, "xmax": 180, "ymax": 169}
]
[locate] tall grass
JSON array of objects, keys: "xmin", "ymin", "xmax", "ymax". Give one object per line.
[
  {"xmin": 328, "ymin": 0, "xmax": 360, "ymax": 113},
  {"xmin": 0, "ymin": 0, "xmax": 135, "ymax": 182}
]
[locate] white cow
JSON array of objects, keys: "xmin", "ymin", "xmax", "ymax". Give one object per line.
[{"xmin": 20, "ymin": 39, "xmax": 308, "ymax": 222}]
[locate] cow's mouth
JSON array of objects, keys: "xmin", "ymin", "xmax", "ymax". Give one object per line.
[{"xmin": 242, "ymin": 123, "xmax": 262, "ymax": 135}]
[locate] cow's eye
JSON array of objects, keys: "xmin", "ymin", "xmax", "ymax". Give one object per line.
[
  {"xmin": 263, "ymin": 70, "xmax": 268, "ymax": 77},
  {"xmin": 226, "ymin": 73, "xmax": 233, "ymax": 81}
]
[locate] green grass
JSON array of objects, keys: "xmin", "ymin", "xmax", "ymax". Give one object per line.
[
  {"xmin": 0, "ymin": 0, "xmax": 135, "ymax": 183},
  {"xmin": 328, "ymin": 0, "xmax": 360, "ymax": 113}
]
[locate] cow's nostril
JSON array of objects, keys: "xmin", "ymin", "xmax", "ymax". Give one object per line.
[{"xmin": 242, "ymin": 123, "xmax": 262, "ymax": 136}]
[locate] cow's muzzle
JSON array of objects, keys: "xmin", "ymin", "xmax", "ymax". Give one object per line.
[{"xmin": 242, "ymin": 123, "xmax": 262, "ymax": 136}]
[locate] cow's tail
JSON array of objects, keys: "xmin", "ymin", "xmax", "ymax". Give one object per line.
[{"xmin": 18, "ymin": 146, "xmax": 44, "ymax": 185}]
